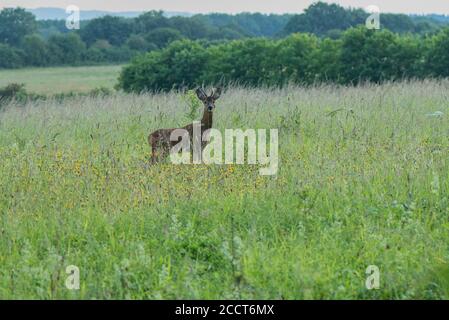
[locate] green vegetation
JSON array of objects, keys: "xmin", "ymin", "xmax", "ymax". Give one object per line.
[
  {"xmin": 0, "ymin": 8, "xmax": 292, "ymax": 69},
  {"xmin": 0, "ymin": 0, "xmax": 448, "ymax": 301},
  {"xmin": 282, "ymin": 2, "xmax": 445, "ymax": 37},
  {"xmin": 1, "ymin": 2, "xmax": 448, "ymax": 69},
  {"xmin": 118, "ymin": 27, "xmax": 449, "ymax": 91},
  {"xmin": 0, "ymin": 65, "xmax": 122, "ymax": 94},
  {"xmin": 0, "ymin": 81, "xmax": 448, "ymax": 299}
]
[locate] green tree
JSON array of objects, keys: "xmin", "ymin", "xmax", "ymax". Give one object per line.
[
  {"xmin": 206, "ymin": 25, "xmax": 246, "ymax": 40},
  {"xmin": 392, "ymin": 35, "xmax": 424, "ymax": 78},
  {"xmin": 339, "ymin": 27, "xmax": 401, "ymax": 83},
  {"xmin": 169, "ymin": 16, "xmax": 211, "ymax": 39},
  {"xmin": 426, "ymin": 28, "xmax": 449, "ymax": 77},
  {"xmin": 145, "ymin": 28, "xmax": 184, "ymax": 49},
  {"xmin": 133, "ymin": 11, "xmax": 169, "ymax": 34},
  {"xmin": 21, "ymin": 34, "xmax": 49, "ymax": 66},
  {"xmin": 274, "ymin": 33, "xmax": 320, "ymax": 84},
  {"xmin": 314, "ymin": 37, "xmax": 342, "ymax": 82},
  {"xmin": 126, "ymin": 34, "xmax": 151, "ymax": 51},
  {"xmin": 283, "ymin": 2, "xmax": 361, "ymax": 36},
  {"xmin": 202, "ymin": 38, "xmax": 277, "ymax": 86},
  {"xmin": 47, "ymin": 33, "xmax": 86, "ymax": 65},
  {"xmin": 80, "ymin": 16, "xmax": 132, "ymax": 46},
  {"xmin": 195, "ymin": 12, "xmax": 291, "ymax": 37},
  {"xmin": 381, "ymin": 14, "xmax": 415, "ymax": 34},
  {"xmin": 0, "ymin": 44, "xmax": 24, "ymax": 68},
  {"xmin": 118, "ymin": 40, "xmax": 208, "ymax": 92},
  {"xmin": 283, "ymin": 2, "xmax": 434, "ymax": 36},
  {"xmin": 0, "ymin": 8, "xmax": 37, "ymax": 46}
]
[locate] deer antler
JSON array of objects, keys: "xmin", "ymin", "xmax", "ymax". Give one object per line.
[
  {"xmin": 196, "ymin": 87, "xmax": 207, "ymax": 101},
  {"xmin": 212, "ymin": 87, "xmax": 222, "ymax": 100}
]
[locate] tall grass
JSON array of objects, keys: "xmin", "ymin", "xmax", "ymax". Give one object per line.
[{"xmin": 0, "ymin": 80, "xmax": 448, "ymax": 299}]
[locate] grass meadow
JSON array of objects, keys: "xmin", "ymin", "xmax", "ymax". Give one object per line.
[
  {"xmin": 0, "ymin": 65, "xmax": 123, "ymax": 94},
  {"xmin": 0, "ymin": 79, "xmax": 448, "ymax": 299}
]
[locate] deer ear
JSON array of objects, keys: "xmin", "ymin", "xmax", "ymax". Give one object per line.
[
  {"xmin": 212, "ymin": 87, "xmax": 222, "ymax": 100},
  {"xmin": 196, "ymin": 88, "xmax": 207, "ymax": 101}
]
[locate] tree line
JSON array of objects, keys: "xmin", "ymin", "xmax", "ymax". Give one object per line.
[
  {"xmin": 1, "ymin": 2, "xmax": 448, "ymax": 69},
  {"xmin": 118, "ymin": 27, "xmax": 449, "ymax": 92},
  {"xmin": 282, "ymin": 2, "xmax": 447, "ymax": 37},
  {"xmin": 0, "ymin": 8, "xmax": 291, "ymax": 68}
]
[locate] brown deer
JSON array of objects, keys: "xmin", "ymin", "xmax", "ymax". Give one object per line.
[{"xmin": 148, "ymin": 87, "xmax": 222, "ymax": 163}]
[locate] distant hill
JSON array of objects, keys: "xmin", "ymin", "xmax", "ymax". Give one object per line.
[
  {"xmin": 27, "ymin": 7, "xmax": 193, "ymax": 20},
  {"xmin": 425, "ymin": 14, "xmax": 449, "ymax": 23}
]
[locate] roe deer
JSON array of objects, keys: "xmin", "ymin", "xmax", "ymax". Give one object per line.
[{"xmin": 148, "ymin": 87, "xmax": 222, "ymax": 163}]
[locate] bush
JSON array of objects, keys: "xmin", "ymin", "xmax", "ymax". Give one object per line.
[
  {"xmin": 426, "ymin": 28, "xmax": 449, "ymax": 77},
  {"xmin": 0, "ymin": 83, "xmax": 27, "ymax": 105},
  {"xmin": 47, "ymin": 33, "xmax": 86, "ymax": 65},
  {"xmin": 115, "ymin": 27, "xmax": 449, "ymax": 92},
  {"xmin": 21, "ymin": 34, "xmax": 49, "ymax": 66},
  {"xmin": 0, "ymin": 44, "xmax": 24, "ymax": 68},
  {"xmin": 118, "ymin": 40, "xmax": 208, "ymax": 92},
  {"xmin": 88, "ymin": 87, "xmax": 113, "ymax": 97},
  {"xmin": 339, "ymin": 28, "xmax": 397, "ymax": 83},
  {"xmin": 0, "ymin": 83, "xmax": 47, "ymax": 108}
]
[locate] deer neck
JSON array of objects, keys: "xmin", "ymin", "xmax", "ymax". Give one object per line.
[{"xmin": 201, "ymin": 106, "xmax": 213, "ymax": 130}]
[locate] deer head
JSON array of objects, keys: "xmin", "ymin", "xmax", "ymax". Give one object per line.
[{"xmin": 196, "ymin": 87, "xmax": 222, "ymax": 112}]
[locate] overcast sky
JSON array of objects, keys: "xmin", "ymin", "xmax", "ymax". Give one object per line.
[{"xmin": 1, "ymin": 0, "xmax": 449, "ymax": 14}]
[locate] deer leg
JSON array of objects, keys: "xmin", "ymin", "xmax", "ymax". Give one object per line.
[
  {"xmin": 149, "ymin": 134, "xmax": 161, "ymax": 164},
  {"xmin": 150, "ymin": 144, "xmax": 158, "ymax": 164},
  {"xmin": 151, "ymin": 141, "xmax": 170, "ymax": 164}
]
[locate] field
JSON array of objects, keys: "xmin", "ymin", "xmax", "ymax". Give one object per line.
[
  {"xmin": 0, "ymin": 65, "xmax": 123, "ymax": 94},
  {"xmin": 0, "ymin": 80, "xmax": 448, "ymax": 299}
]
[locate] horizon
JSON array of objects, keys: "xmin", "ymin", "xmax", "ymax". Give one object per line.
[{"xmin": 1, "ymin": 1, "xmax": 449, "ymax": 15}]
